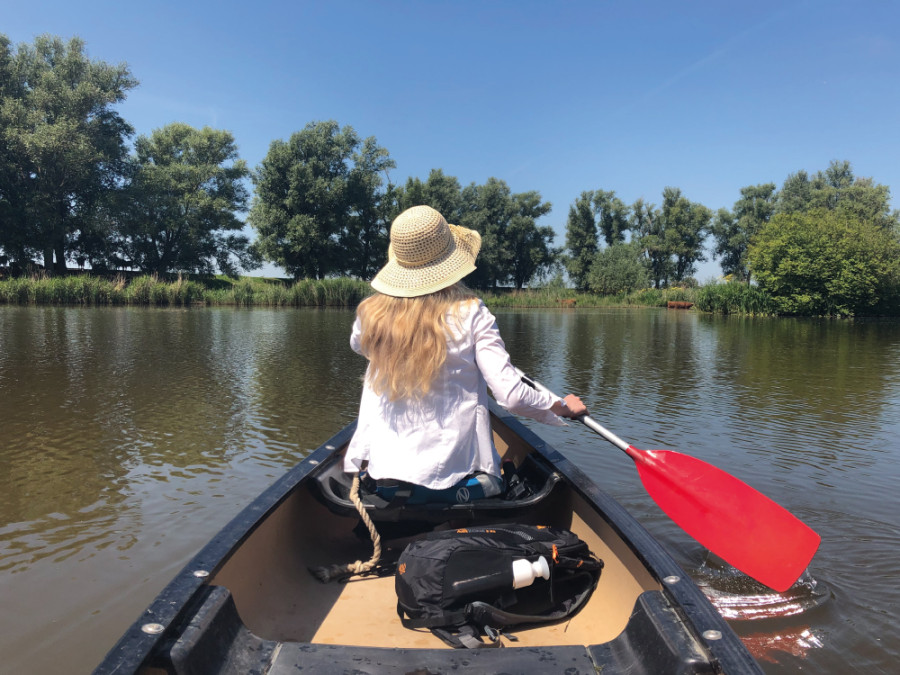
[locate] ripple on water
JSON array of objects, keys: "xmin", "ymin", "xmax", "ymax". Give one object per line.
[{"xmin": 695, "ymin": 554, "xmax": 831, "ymax": 622}]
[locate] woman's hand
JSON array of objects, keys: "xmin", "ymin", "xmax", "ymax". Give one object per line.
[{"xmin": 551, "ymin": 394, "xmax": 588, "ymax": 419}]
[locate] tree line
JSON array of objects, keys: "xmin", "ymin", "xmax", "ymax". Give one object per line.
[
  {"xmin": 2, "ymin": 34, "xmax": 899, "ymax": 313},
  {"xmin": 567, "ymin": 161, "xmax": 899, "ymax": 295}
]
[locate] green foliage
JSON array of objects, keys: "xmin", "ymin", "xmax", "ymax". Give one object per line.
[
  {"xmin": 564, "ymin": 189, "xmax": 632, "ymax": 291},
  {"xmin": 659, "ymin": 187, "xmax": 712, "ymax": 284},
  {"xmin": 0, "ymin": 274, "xmax": 370, "ymax": 307},
  {"xmin": 586, "ymin": 241, "xmax": 649, "ymax": 295},
  {"xmin": 395, "ymin": 169, "xmax": 463, "ymax": 221},
  {"xmin": 212, "ymin": 277, "xmax": 370, "ymax": 307},
  {"xmin": 711, "ymin": 183, "xmax": 776, "ymax": 283},
  {"xmin": 564, "ymin": 191, "xmax": 599, "ymax": 291},
  {"xmin": 593, "ymin": 190, "xmax": 630, "ymax": 246},
  {"xmin": 455, "ymin": 178, "xmax": 554, "ymax": 290},
  {"xmin": 498, "ymin": 189, "xmax": 556, "ymax": 290},
  {"xmin": 628, "ymin": 190, "xmax": 711, "ymax": 289},
  {"xmin": 748, "ymin": 209, "xmax": 900, "ymax": 316},
  {"xmin": 694, "ymin": 281, "xmax": 777, "ymax": 315},
  {"xmin": 775, "ymin": 160, "xmax": 899, "ymax": 230},
  {"xmin": 120, "ymin": 123, "xmax": 253, "ymax": 275},
  {"xmin": 248, "ymin": 120, "xmax": 395, "ymax": 280},
  {"xmin": 626, "ymin": 287, "xmax": 664, "ymax": 307},
  {"xmin": 478, "ymin": 285, "xmax": 697, "ymax": 309},
  {"xmin": 0, "ymin": 33, "xmax": 137, "ymax": 272}
]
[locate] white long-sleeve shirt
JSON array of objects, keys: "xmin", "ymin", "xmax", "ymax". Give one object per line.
[{"xmin": 344, "ymin": 300, "xmax": 565, "ymax": 489}]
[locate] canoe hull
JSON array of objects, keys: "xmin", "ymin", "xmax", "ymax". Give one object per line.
[{"xmin": 94, "ymin": 403, "xmax": 762, "ymax": 674}]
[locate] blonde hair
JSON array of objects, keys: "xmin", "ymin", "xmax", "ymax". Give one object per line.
[{"xmin": 357, "ymin": 283, "xmax": 477, "ymax": 401}]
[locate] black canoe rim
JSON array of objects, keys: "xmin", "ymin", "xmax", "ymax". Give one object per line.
[{"xmin": 94, "ymin": 402, "xmax": 760, "ymax": 674}]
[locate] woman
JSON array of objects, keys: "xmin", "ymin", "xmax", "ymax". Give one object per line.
[{"xmin": 344, "ymin": 205, "xmax": 587, "ymax": 503}]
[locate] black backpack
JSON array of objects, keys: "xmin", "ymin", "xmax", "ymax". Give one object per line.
[{"xmin": 395, "ymin": 523, "xmax": 603, "ymax": 648}]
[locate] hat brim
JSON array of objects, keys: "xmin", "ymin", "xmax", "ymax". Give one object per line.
[{"xmin": 371, "ymin": 224, "xmax": 481, "ymax": 298}]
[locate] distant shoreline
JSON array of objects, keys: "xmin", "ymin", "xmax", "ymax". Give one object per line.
[{"xmin": 3, "ymin": 272, "xmax": 894, "ymax": 317}]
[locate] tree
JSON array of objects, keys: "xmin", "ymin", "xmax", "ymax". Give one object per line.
[
  {"xmin": 249, "ymin": 121, "xmax": 394, "ymax": 279},
  {"xmin": 711, "ymin": 183, "xmax": 776, "ymax": 283},
  {"xmin": 593, "ymin": 189, "xmax": 630, "ymax": 246},
  {"xmin": 660, "ymin": 187, "xmax": 712, "ymax": 283},
  {"xmin": 340, "ymin": 136, "xmax": 396, "ymax": 278},
  {"xmin": 116, "ymin": 123, "xmax": 253, "ymax": 275},
  {"xmin": 458, "ymin": 178, "xmax": 514, "ymax": 289},
  {"xmin": 776, "ymin": 160, "xmax": 899, "ymax": 230},
  {"xmin": 0, "ymin": 36, "xmax": 28, "ymax": 267},
  {"xmin": 587, "ymin": 241, "xmax": 649, "ymax": 295},
  {"xmin": 395, "ymin": 169, "xmax": 463, "ymax": 223},
  {"xmin": 630, "ymin": 189, "xmax": 710, "ymax": 287},
  {"xmin": 748, "ymin": 209, "xmax": 900, "ymax": 316},
  {"xmin": 628, "ymin": 197, "xmax": 668, "ymax": 288},
  {"xmin": 506, "ymin": 191, "xmax": 555, "ymax": 290},
  {"xmin": 0, "ymin": 34, "xmax": 136, "ymax": 273},
  {"xmin": 564, "ymin": 191, "xmax": 598, "ymax": 291}
]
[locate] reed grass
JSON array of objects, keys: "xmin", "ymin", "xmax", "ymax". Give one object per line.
[
  {"xmin": 0, "ymin": 273, "xmax": 782, "ymax": 315},
  {"xmin": 0, "ymin": 273, "xmax": 372, "ymax": 307},
  {"xmin": 694, "ymin": 282, "xmax": 777, "ymax": 315},
  {"xmin": 481, "ymin": 286, "xmax": 697, "ymax": 309}
]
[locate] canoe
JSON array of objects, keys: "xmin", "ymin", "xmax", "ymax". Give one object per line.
[{"xmin": 94, "ymin": 401, "xmax": 763, "ymax": 674}]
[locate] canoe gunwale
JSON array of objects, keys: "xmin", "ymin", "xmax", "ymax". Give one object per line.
[{"xmin": 94, "ymin": 406, "xmax": 761, "ymax": 674}]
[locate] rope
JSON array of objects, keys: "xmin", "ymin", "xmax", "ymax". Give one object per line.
[{"xmin": 310, "ymin": 474, "xmax": 382, "ymax": 583}]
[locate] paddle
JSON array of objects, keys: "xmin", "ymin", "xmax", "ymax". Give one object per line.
[{"xmin": 518, "ymin": 370, "xmax": 820, "ymax": 592}]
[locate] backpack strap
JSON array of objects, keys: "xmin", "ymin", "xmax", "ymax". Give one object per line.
[
  {"xmin": 396, "ymin": 602, "xmax": 468, "ymax": 630},
  {"xmin": 431, "ymin": 624, "xmax": 502, "ymax": 649},
  {"xmin": 396, "ymin": 603, "xmax": 504, "ymax": 649}
]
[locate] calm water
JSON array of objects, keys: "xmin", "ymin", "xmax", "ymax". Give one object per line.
[{"xmin": 1, "ymin": 306, "xmax": 898, "ymax": 674}]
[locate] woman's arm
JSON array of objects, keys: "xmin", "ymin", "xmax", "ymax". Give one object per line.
[{"xmin": 472, "ymin": 302, "xmax": 587, "ymax": 423}]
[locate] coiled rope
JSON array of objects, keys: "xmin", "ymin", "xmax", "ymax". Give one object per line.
[{"xmin": 310, "ymin": 474, "xmax": 382, "ymax": 582}]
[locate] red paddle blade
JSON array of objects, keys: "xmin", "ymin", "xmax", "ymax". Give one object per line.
[{"xmin": 625, "ymin": 446, "xmax": 820, "ymax": 592}]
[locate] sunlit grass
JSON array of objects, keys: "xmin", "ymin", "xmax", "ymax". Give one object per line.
[
  {"xmin": 0, "ymin": 274, "xmax": 371, "ymax": 307},
  {"xmin": 0, "ymin": 273, "xmax": 789, "ymax": 315},
  {"xmin": 481, "ymin": 286, "xmax": 698, "ymax": 309},
  {"xmin": 694, "ymin": 282, "xmax": 778, "ymax": 315}
]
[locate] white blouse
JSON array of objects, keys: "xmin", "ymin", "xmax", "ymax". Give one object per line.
[{"xmin": 344, "ymin": 300, "xmax": 565, "ymax": 489}]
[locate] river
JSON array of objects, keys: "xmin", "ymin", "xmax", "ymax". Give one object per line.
[{"xmin": 1, "ymin": 305, "xmax": 898, "ymax": 673}]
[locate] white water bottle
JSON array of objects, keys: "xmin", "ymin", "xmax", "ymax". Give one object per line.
[
  {"xmin": 450, "ymin": 555, "xmax": 552, "ymax": 598},
  {"xmin": 512, "ymin": 555, "xmax": 550, "ymax": 589}
]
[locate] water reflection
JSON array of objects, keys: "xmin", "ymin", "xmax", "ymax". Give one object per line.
[{"xmin": 1, "ymin": 306, "xmax": 899, "ymax": 674}]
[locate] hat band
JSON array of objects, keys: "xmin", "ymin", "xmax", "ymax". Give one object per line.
[{"xmin": 395, "ymin": 232, "xmax": 455, "ymax": 269}]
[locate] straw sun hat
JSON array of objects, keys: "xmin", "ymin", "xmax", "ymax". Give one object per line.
[{"xmin": 371, "ymin": 205, "xmax": 481, "ymax": 298}]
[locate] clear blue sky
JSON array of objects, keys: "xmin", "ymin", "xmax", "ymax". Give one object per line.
[{"xmin": 6, "ymin": 0, "xmax": 899, "ymax": 280}]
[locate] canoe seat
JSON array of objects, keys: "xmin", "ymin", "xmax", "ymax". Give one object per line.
[{"xmin": 312, "ymin": 453, "xmax": 562, "ymax": 523}]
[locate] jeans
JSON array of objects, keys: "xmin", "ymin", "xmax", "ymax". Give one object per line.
[{"xmin": 373, "ymin": 472, "xmax": 504, "ymax": 505}]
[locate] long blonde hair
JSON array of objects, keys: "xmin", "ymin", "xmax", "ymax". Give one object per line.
[{"xmin": 357, "ymin": 283, "xmax": 477, "ymax": 401}]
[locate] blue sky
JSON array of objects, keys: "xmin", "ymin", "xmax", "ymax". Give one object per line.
[{"xmin": 5, "ymin": 0, "xmax": 899, "ymax": 280}]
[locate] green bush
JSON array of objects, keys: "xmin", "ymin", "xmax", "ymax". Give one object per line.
[
  {"xmin": 586, "ymin": 242, "xmax": 650, "ymax": 295},
  {"xmin": 748, "ymin": 209, "xmax": 900, "ymax": 316},
  {"xmin": 627, "ymin": 288, "xmax": 664, "ymax": 306}
]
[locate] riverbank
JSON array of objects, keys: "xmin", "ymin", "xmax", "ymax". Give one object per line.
[
  {"xmin": 0, "ymin": 273, "xmax": 781, "ymax": 315},
  {"xmin": 0, "ymin": 274, "xmax": 370, "ymax": 307}
]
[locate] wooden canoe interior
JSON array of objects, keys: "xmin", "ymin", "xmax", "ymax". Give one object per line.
[{"xmin": 209, "ymin": 413, "xmax": 660, "ymax": 650}]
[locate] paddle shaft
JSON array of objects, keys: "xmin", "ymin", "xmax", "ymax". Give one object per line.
[
  {"xmin": 521, "ymin": 372, "xmax": 633, "ymax": 449},
  {"xmin": 518, "ymin": 370, "xmax": 821, "ymax": 592}
]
